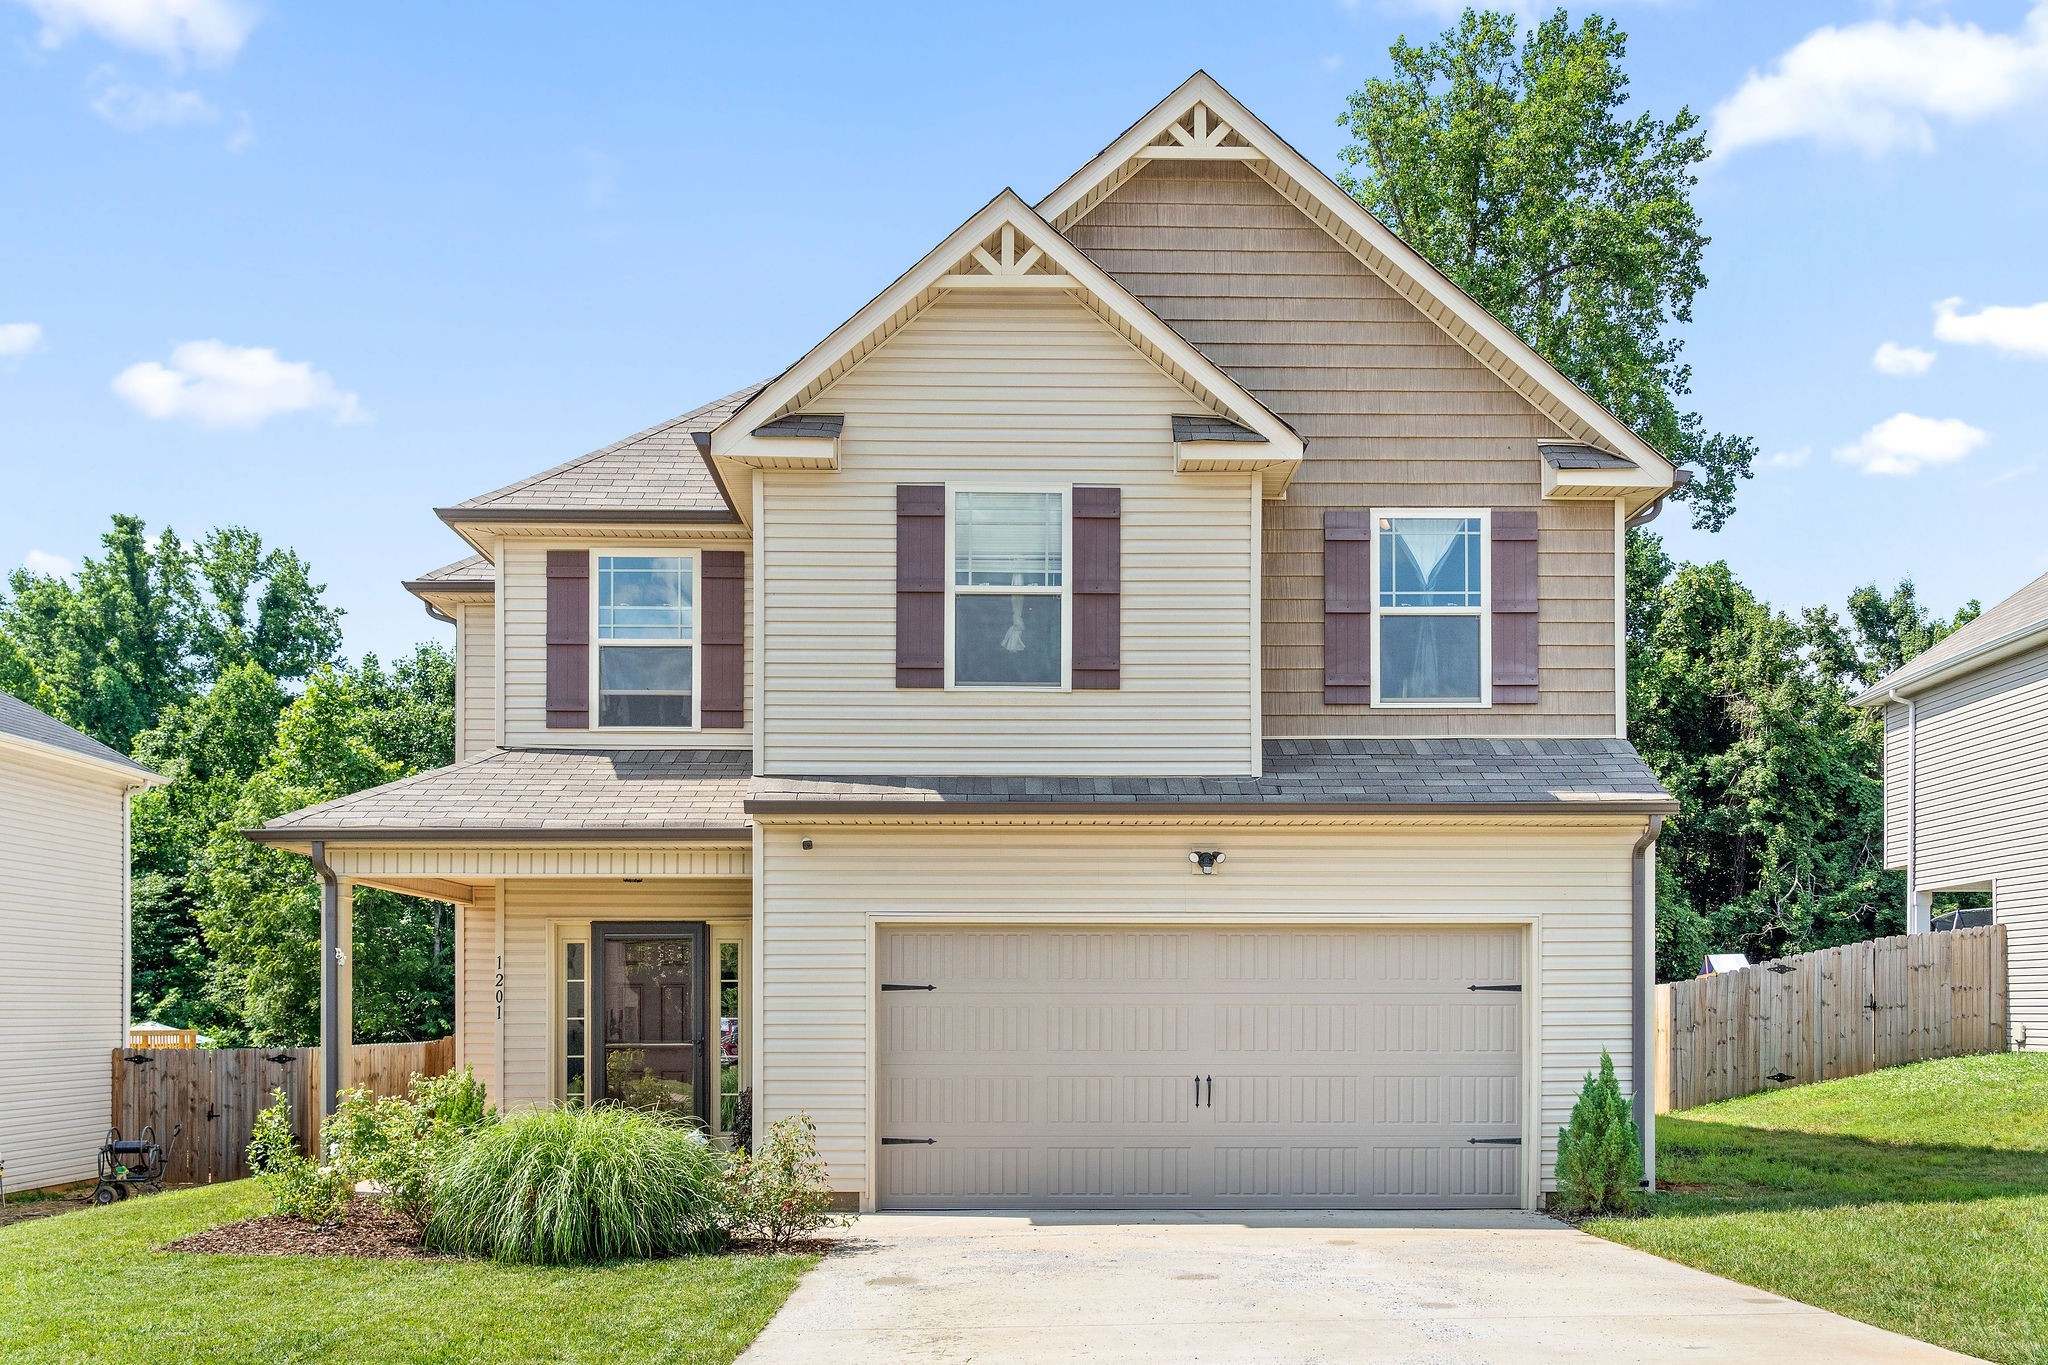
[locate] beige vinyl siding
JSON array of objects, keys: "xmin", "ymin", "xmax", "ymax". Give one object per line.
[
  {"xmin": 1065, "ymin": 160, "xmax": 1617, "ymax": 738},
  {"xmin": 496, "ymin": 878, "xmax": 751, "ymax": 1110},
  {"xmin": 1881, "ymin": 645, "xmax": 2048, "ymax": 1049},
  {"xmin": 456, "ymin": 602, "xmax": 498, "ymax": 757},
  {"xmin": 757, "ymin": 820, "xmax": 1642, "ymax": 1207},
  {"xmin": 455, "ymin": 884, "xmax": 498, "ymax": 1098},
  {"xmin": 499, "ymin": 538, "xmax": 753, "ymax": 749},
  {"xmin": 0, "ymin": 748, "xmax": 134, "ymax": 1188},
  {"xmin": 757, "ymin": 291, "xmax": 1259, "ymax": 775}
]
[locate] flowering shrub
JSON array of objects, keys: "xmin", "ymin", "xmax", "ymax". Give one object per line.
[{"xmin": 721, "ymin": 1114, "xmax": 848, "ymax": 1249}]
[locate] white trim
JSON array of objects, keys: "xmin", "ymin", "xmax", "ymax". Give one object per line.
[
  {"xmin": 589, "ymin": 545, "xmax": 703, "ymax": 734},
  {"xmin": 1369, "ymin": 508, "xmax": 1492, "ymax": 710},
  {"xmin": 751, "ymin": 470, "xmax": 767, "ymax": 774},
  {"xmin": 1854, "ymin": 616, "xmax": 2048, "ymax": 707},
  {"xmin": 1036, "ymin": 73, "xmax": 1677, "ymax": 504},
  {"xmin": 942, "ymin": 483, "xmax": 1074, "ymax": 693},
  {"xmin": 707, "ymin": 190, "xmax": 1302, "ymax": 480},
  {"xmin": 1249, "ymin": 475, "xmax": 1264, "ymax": 775},
  {"xmin": 1615, "ymin": 499, "xmax": 1628, "ymax": 740},
  {"xmin": 0, "ymin": 728, "xmax": 160, "ymax": 786},
  {"xmin": 492, "ymin": 537, "xmax": 508, "ymax": 748}
]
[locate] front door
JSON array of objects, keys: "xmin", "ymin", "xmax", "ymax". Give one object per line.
[{"xmin": 589, "ymin": 921, "xmax": 710, "ymax": 1124}]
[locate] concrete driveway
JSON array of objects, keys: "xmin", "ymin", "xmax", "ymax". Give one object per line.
[{"xmin": 742, "ymin": 1210, "xmax": 1975, "ymax": 1364}]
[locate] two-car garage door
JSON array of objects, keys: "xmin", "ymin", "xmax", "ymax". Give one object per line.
[{"xmin": 877, "ymin": 926, "xmax": 1523, "ymax": 1210}]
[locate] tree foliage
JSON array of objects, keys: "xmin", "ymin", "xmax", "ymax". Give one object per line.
[{"xmin": 1336, "ymin": 6, "xmax": 1753, "ymax": 529}]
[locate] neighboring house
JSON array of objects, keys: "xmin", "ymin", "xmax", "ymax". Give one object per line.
[
  {"xmin": 0, "ymin": 691, "xmax": 159, "ymax": 1191},
  {"xmin": 1857, "ymin": 569, "xmax": 2048, "ymax": 1052},
  {"xmin": 252, "ymin": 74, "xmax": 1681, "ymax": 1212}
]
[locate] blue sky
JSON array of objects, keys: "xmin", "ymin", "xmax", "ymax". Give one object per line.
[{"xmin": 4, "ymin": 1, "xmax": 2046, "ymax": 664}]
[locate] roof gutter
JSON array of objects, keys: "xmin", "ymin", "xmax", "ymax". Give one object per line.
[
  {"xmin": 1625, "ymin": 467, "xmax": 1693, "ymax": 529},
  {"xmin": 745, "ymin": 797, "xmax": 1680, "ymax": 819},
  {"xmin": 245, "ymin": 825, "xmax": 757, "ymax": 847},
  {"xmin": 1852, "ymin": 616, "xmax": 2048, "ymax": 708}
]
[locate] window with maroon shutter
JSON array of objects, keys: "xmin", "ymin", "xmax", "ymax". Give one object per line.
[
  {"xmin": 1323, "ymin": 510, "xmax": 1372, "ymax": 704},
  {"xmin": 896, "ymin": 485, "xmax": 946, "ymax": 688},
  {"xmin": 700, "ymin": 550, "xmax": 745, "ymax": 727},
  {"xmin": 1072, "ymin": 486, "xmax": 1121, "ymax": 690},
  {"xmin": 545, "ymin": 550, "xmax": 591, "ymax": 729},
  {"xmin": 1490, "ymin": 507, "xmax": 1540, "ymax": 704}
]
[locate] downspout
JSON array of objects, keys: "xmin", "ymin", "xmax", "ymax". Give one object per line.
[
  {"xmin": 1632, "ymin": 814, "xmax": 1665, "ymax": 1189},
  {"xmin": 308, "ymin": 839, "xmax": 342, "ymax": 1117},
  {"xmin": 1888, "ymin": 688, "xmax": 1921, "ymax": 933}
]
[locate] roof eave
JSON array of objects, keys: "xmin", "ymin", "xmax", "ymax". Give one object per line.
[
  {"xmin": 744, "ymin": 797, "xmax": 1678, "ymax": 819},
  {"xmin": 246, "ymin": 825, "xmax": 756, "ymax": 847},
  {"xmin": 1853, "ymin": 617, "xmax": 2048, "ymax": 707},
  {"xmin": 0, "ymin": 728, "xmax": 162, "ymax": 786}
]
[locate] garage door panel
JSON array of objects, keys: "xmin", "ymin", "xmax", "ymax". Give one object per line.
[{"xmin": 878, "ymin": 926, "xmax": 1523, "ymax": 1210}]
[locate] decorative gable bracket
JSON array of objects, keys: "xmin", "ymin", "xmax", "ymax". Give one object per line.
[
  {"xmin": 1135, "ymin": 103, "xmax": 1261, "ymax": 161},
  {"xmin": 937, "ymin": 223, "xmax": 1078, "ymax": 290}
]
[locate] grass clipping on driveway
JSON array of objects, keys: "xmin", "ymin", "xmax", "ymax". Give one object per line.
[
  {"xmin": 1589, "ymin": 1052, "xmax": 2048, "ymax": 1365},
  {"xmin": 0, "ymin": 1181, "xmax": 817, "ymax": 1365}
]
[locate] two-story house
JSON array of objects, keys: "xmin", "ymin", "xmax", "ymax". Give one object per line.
[
  {"xmin": 1856, "ymin": 569, "xmax": 2048, "ymax": 1053},
  {"xmin": 253, "ymin": 74, "xmax": 1680, "ymax": 1212}
]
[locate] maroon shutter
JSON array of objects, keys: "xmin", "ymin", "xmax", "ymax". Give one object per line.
[
  {"xmin": 896, "ymin": 485, "xmax": 946, "ymax": 688},
  {"xmin": 700, "ymin": 550, "xmax": 745, "ymax": 728},
  {"xmin": 545, "ymin": 550, "xmax": 590, "ymax": 729},
  {"xmin": 1072, "ymin": 486, "xmax": 1121, "ymax": 690},
  {"xmin": 1323, "ymin": 510, "xmax": 1373, "ymax": 704},
  {"xmin": 1491, "ymin": 507, "xmax": 1540, "ymax": 704}
]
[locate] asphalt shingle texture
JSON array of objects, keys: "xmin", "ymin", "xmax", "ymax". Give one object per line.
[
  {"xmin": 753, "ymin": 738, "xmax": 1674, "ymax": 810},
  {"xmin": 405, "ymin": 554, "xmax": 495, "ymax": 587},
  {"xmin": 754, "ymin": 413, "xmax": 843, "ymax": 439},
  {"xmin": 447, "ymin": 382, "xmax": 769, "ymax": 517},
  {"xmin": 0, "ymin": 690, "xmax": 156, "ymax": 778},
  {"xmin": 1865, "ymin": 568, "xmax": 2048, "ymax": 696},
  {"xmin": 1172, "ymin": 414, "xmax": 1265, "ymax": 444},
  {"xmin": 260, "ymin": 747, "xmax": 752, "ymax": 834},
  {"xmin": 1539, "ymin": 442, "xmax": 1638, "ymax": 471}
]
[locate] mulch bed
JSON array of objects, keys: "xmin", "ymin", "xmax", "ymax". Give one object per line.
[{"xmin": 166, "ymin": 1201, "xmax": 447, "ymax": 1261}]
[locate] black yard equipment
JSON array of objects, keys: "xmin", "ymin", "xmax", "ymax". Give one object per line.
[{"xmin": 92, "ymin": 1124, "xmax": 180, "ymax": 1205}]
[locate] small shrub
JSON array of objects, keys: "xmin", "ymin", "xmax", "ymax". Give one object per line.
[
  {"xmin": 425, "ymin": 1105, "xmax": 727, "ymax": 1264},
  {"xmin": 247, "ymin": 1089, "xmax": 350, "ymax": 1223},
  {"xmin": 1553, "ymin": 1049, "xmax": 1646, "ymax": 1217},
  {"xmin": 721, "ymin": 1114, "xmax": 847, "ymax": 1249}
]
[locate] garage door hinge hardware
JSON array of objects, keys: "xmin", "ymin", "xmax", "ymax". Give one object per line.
[
  {"xmin": 1467, "ymin": 983, "xmax": 1522, "ymax": 992},
  {"xmin": 881, "ymin": 983, "xmax": 937, "ymax": 992},
  {"xmin": 1467, "ymin": 1137, "xmax": 1522, "ymax": 1146},
  {"xmin": 881, "ymin": 1137, "xmax": 936, "ymax": 1145}
]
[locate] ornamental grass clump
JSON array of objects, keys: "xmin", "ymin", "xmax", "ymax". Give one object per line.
[
  {"xmin": 1552, "ymin": 1049, "xmax": 1646, "ymax": 1217},
  {"xmin": 425, "ymin": 1105, "xmax": 727, "ymax": 1264}
]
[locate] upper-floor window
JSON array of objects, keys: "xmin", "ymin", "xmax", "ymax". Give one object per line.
[
  {"xmin": 1375, "ymin": 511, "xmax": 1487, "ymax": 706},
  {"xmin": 596, "ymin": 552, "xmax": 696, "ymax": 727},
  {"xmin": 949, "ymin": 489, "xmax": 1067, "ymax": 688}
]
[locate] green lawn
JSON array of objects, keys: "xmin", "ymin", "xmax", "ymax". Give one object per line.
[
  {"xmin": 0, "ymin": 1181, "xmax": 816, "ymax": 1364},
  {"xmin": 1590, "ymin": 1052, "xmax": 2048, "ymax": 1365}
]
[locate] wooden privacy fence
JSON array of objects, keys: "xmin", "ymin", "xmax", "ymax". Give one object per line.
[
  {"xmin": 1656, "ymin": 925, "xmax": 2007, "ymax": 1113},
  {"xmin": 110, "ymin": 1037, "xmax": 455, "ymax": 1186}
]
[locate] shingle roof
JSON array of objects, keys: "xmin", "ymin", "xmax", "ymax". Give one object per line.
[
  {"xmin": 1172, "ymin": 414, "xmax": 1266, "ymax": 444},
  {"xmin": 753, "ymin": 413, "xmax": 843, "ymax": 439},
  {"xmin": 253, "ymin": 747, "xmax": 752, "ymax": 839},
  {"xmin": 442, "ymin": 383, "xmax": 769, "ymax": 521},
  {"xmin": 749, "ymin": 739, "xmax": 1675, "ymax": 814},
  {"xmin": 403, "ymin": 554, "xmax": 495, "ymax": 591},
  {"xmin": 1540, "ymin": 443, "xmax": 1638, "ymax": 471},
  {"xmin": 1863, "ymin": 568, "xmax": 2048, "ymax": 699},
  {"xmin": 0, "ymin": 690, "xmax": 157, "ymax": 779}
]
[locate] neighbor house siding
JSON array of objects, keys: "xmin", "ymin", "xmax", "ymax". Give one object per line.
[
  {"xmin": 0, "ymin": 747, "xmax": 133, "ymax": 1189},
  {"xmin": 495, "ymin": 878, "xmax": 751, "ymax": 1110},
  {"xmin": 456, "ymin": 601, "xmax": 498, "ymax": 758},
  {"xmin": 1882, "ymin": 644, "xmax": 2048, "ymax": 1049},
  {"xmin": 756, "ymin": 291, "xmax": 1260, "ymax": 775},
  {"xmin": 499, "ymin": 538, "xmax": 753, "ymax": 749},
  {"xmin": 756, "ymin": 820, "xmax": 1643, "ymax": 1207},
  {"xmin": 1064, "ymin": 160, "xmax": 1618, "ymax": 738}
]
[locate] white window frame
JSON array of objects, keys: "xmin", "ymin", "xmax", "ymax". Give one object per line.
[
  {"xmin": 943, "ymin": 483, "xmax": 1073, "ymax": 692},
  {"xmin": 1370, "ymin": 507, "xmax": 1492, "ymax": 710},
  {"xmin": 589, "ymin": 545, "xmax": 703, "ymax": 732}
]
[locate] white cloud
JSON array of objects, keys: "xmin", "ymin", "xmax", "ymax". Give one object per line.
[
  {"xmin": 0, "ymin": 322, "xmax": 43, "ymax": 356},
  {"xmin": 1711, "ymin": 4, "xmax": 2048, "ymax": 154},
  {"xmin": 1872, "ymin": 341, "xmax": 1936, "ymax": 376},
  {"xmin": 88, "ymin": 77, "xmax": 216, "ymax": 130},
  {"xmin": 1767, "ymin": 446, "xmax": 1811, "ymax": 469},
  {"xmin": 22, "ymin": 549, "xmax": 74, "ymax": 577},
  {"xmin": 112, "ymin": 340, "xmax": 365, "ymax": 428},
  {"xmin": 1834, "ymin": 413, "xmax": 1987, "ymax": 476},
  {"xmin": 12, "ymin": 0, "xmax": 258, "ymax": 67},
  {"xmin": 1934, "ymin": 296, "xmax": 2048, "ymax": 359}
]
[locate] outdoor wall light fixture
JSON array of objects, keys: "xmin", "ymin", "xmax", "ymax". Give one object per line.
[
  {"xmin": 1189, "ymin": 850, "xmax": 1226, "ymax": 875},
  {"xmin": 801, "ymin": 838, "xmax": 815, "ymax": 851}
]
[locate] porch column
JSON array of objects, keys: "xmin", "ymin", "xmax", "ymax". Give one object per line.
[
  {"xmin": 338, "ymin": 880, "xmax": 355, "ymax": 1092},
  {"xmin": 1909, "ymin": 889, "xmax": 1934, "ymax": 936},
  {"xmin": 310, "ymin": 842, "xmax": 353, "ymax": 1117}
]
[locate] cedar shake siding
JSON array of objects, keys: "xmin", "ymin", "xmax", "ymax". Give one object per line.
[{"xmin": 1066, "ymin": 159, "xmax": 1618, "ymax": 738}]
